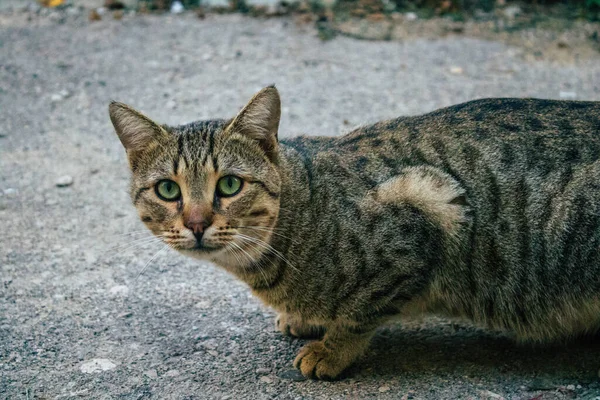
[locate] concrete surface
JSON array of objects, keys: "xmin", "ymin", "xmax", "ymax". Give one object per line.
[{"xmin": 2, "ymin": 9, "xmax": 600, "ymax": 400}]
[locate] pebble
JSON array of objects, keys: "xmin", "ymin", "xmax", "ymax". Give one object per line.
[
  {"xmin": 560, "ymin": 91, "xmax": 577, "ymax": 100},
  {"xmin": 80, "ymin": 358, "xmax": 117, "ymax": 373},
  {"xmin": 450, "ymin": 66, "xmax": 464, "ymax": 75},
  {"xmin": 378, "ymin": 385, "xmax": 391, "ymax": 393},
  {"xmin": 144, "ymin": 369, "xmax": 158, "ymax": 379},
  {"xmin": 255, "ymin": 367, "xmax": 270, "ymax": 375},
  {"xmin": 109, "ymin": 285, "xmax": 129, "ymax": 297},
  {"xmin": 478, "ymin": 390, "xmax": 504, "ymax": 399},
  {"xmin": 502, "ymin": 5, "xmax": 521, "ymax": 19},
  {"xmin": 277, "ymin": 369, "xmax": 306, "ymax": 381},
  {"xmin": 50, "ymin": 89, "xmax": 71, "ymax": 102},
  {"xmin": 170, "ymin": 0, "xmax": 184, "ymax": 13},
  {"xmin": 166, "ymin": 99, "xmax": 177, "ymax": 109},
  {"xmin": 260, "ymin": 375, "xmax": 274, "ymax": 384},
  {"xmin": 404, "ymin": 12, "xmax": 417, "ymax": 21},
  {"xmin": 55, "ymin": 175, "xmax": 74, "ymax": 187},
  {"xmin": 195, "ymin": 300, "xmax": 211, "ymax": 309},
  {"xmin": 3, "ymin": 188, "xmax": 17, "ymax": 198},
  {"xmin": 566, "ymin": 384, "xmax": 575, "ymax": 391},
  {"xmin": 165, "ymin": 369, "xmax": 180, "ymax": 377}
]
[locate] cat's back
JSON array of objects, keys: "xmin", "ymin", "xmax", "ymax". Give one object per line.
[{"xmin": 339, "ymin": 98, "xmax": 600, "ymax": 152}]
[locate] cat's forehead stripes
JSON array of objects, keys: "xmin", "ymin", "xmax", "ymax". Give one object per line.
[
  {"xmin": 172, "ymin": 119, "xmax": 228, "ymax": 174},
  {"xmin": 168, "ymin": 120, "xmax": 228, "ymax": 201}
]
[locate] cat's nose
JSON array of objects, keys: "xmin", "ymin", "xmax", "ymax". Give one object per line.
[
  {"xmin": 185, "ymin": 220, "xmax": 206, "ymax": 235},
  {"xmin": 183, "ymin": 205, "xmax": 212, "ymax": 244}
]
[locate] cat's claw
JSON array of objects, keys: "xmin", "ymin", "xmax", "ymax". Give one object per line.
[{"xmin": 293, "ymin": 341, "xmax": 348, "ymax": 380}]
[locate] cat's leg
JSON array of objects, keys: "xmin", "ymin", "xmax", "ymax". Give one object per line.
[
  {"xmin": 293, "ymin": 320, "xmax": 376, "ymax": 380},
  {"xmin": 276, "ymin": 313, "xmax": 325, "ymax": 339}
]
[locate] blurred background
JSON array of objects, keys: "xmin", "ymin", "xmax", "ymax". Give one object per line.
[{"xmin": 1, "ymin": 1, "xmax": 600, "ymax": 399}]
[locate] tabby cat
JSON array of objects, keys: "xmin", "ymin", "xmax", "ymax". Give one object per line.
[{"xmin": 109, "ymin": 86, "xmax": 600, "ymax": 380}]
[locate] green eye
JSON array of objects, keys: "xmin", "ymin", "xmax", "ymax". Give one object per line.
[
  {"xmin": 156, "ymin": 180, "xmax": 181, "ymax": 201},
  {"xmin": 217, "ymin": 176, "xmax": 243, "ymax": 197}
]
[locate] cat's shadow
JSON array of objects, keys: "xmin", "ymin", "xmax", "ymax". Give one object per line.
[{"xmin": 346, "ymin": 318, "xmax": 600, "ymax": 383}]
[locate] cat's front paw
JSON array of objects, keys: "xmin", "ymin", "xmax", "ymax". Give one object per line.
[
  {"xmin": 276, "ymin": 313, "xmax": 324, "ymax": 339},
  {"xmin": 293, "ymin": 341, "xmax": 352, "ymax": 380}
]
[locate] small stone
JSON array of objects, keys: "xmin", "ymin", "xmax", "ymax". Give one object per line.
[
  {"xmin": 202, "ymin": 53, "xmax": 212, "ymax": 61},
  {"xmin": 144, "ymin": 369, "xmax": 158, "ymax": 379},
  {"xmin": 450, "ymin": 66, "xmax": 464, "ymax": 75},
  {"xmin": 51, "ymin": 89, "xmax": 72, "ymax": 102},
  {"xmin": 3, "ymin": 188, "xmax": 17, "ymax": 198},
  {"xmin": 170, "ymin": 1, "xmax": 184, "ymax": 13},
  {"xmin": 560, "ymin": 91, "xmax": 577, "ymax": 100},
  {"xmin": 260, "ymin": 375, "xmax": 274, "ymax": 384},
  {"xmin": 221, "ymin": 396, "xmax": 232, "ymax": 400},
  {"xmin": 66, "ymin": 6, "xmax": 80, "ymax": 15},
  {"xmin": 404, "ymin": 12, "xmax": 417, "ymax": 21},
  {"xmin": 80, "ymin": 358, "xmax": 117, "ymax": 373},
  {"xmin": 379, "ymin": 385, "xmax": 391, "ymax": 393},
  {"xmin": 478, "ymin": 390, "xmax": 504, "ymax": 400},
  {"xmin": 255, "ymin": 367, "xmax": 270, "ymax": 375},
  {"xmin": 166, "ymin": 99, "xmax": 177, "ymax": 109},
  {"xmin": 566, "ymin": 384, "xmax": 575, "ymax": 391},
  {"xmin": 109, "ymin": 285, "xmax": 129, "ymax": 296},
  {"xmin": 165, "ymin": 369, "xmax": 180, "ymax": 377},
  {"xmin": 195, "ymin": 300, "xmax": 211, "ymax": 309},
  {"xmin": 502, "ymin": 5, "xmax": 521, "ymax": 19},
  {"xmin": 89, "ymin": 9, "xmax": 102, "ymax": 20},
  {"xmin": 277, "ymin": 369, "xmax": 306, "ymax": 381},
  {"xmin": 207, "ymin": 350, "xmax": 218, "ymax": 357},
  {"xmin": 55, "ymin": 175, "xmax": 74, "ymax": 187}
]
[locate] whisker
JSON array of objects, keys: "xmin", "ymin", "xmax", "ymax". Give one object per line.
[
  {"xmin": 107, "ymin": 235, "xmax": 163, "ymax": 252},
  {"xmin": 238, "ymin": 226, "xmax": 299, "ymax": 245},
  {"xmin": 135, "ymin": 245, "xmax": 169, "ymax": 282},
  {"xmin": 229, "ymin": 241, "xmax": 270, "ymax": 287},
  {"xmin": 112, "ymin": 230, "xmax": 152, "ymax": 237},
  {"xmin": 235, "ymin": 233, "xmax": 299, "ymax": 273}
]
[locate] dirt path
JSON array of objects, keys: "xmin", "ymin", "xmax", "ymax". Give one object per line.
[{"xmin": 1, "ymin": 10, "xmax": 600, "ymax": 400}]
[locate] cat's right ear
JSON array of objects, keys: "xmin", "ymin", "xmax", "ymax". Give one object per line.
[{"xmin": 109, "ymin": 102, "xmax": 167, "ymax": 161}]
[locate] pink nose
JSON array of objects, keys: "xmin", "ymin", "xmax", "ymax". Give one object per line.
[{"xmin": 185, "ymin": 220, "xmax": 206, "ymax": 234}]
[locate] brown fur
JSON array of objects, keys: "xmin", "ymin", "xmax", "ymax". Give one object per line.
[{"xmin": 110, "ymin": 87, "xmax": 600, "ymax": 380}]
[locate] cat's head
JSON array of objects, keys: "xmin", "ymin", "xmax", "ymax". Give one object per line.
[{"xmin": 109, "ymin": 87, "xmax": 282, "ymax": 269}]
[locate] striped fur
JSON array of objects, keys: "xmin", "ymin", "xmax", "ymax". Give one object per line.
[{"xmin": 110, "ymin": 88, "xmax": 600, "ymax": 380}]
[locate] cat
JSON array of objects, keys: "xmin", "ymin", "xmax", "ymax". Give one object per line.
[{"xmin": 109, "ymin": 86, "xmax": 600, "ymax": 380}]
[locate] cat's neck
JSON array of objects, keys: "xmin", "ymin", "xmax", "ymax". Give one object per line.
[{"xmin": 230, "ymin": 144, "xmax": 313, "ymax": 294}]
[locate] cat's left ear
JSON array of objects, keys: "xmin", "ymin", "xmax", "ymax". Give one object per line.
[
  {"xmin": 226, "ymin": 86, "xmax": 281, "ymax": 162},
  {"xmin": 109, "ymin": 102, "xmax": 168, "ymax": 166}
]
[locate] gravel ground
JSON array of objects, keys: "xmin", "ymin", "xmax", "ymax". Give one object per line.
[{"xmin": 2, "ymin": 9, "xmax": 600, "ymax": 400}]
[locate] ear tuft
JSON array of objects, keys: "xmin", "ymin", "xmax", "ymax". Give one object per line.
[
  {"xmin": 108, "ymin": 102, "xmax": 166, "ymax": 153},
  {"xmin": 226, "ymin": 86, "xmax": 281, "ymax": 161}
]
